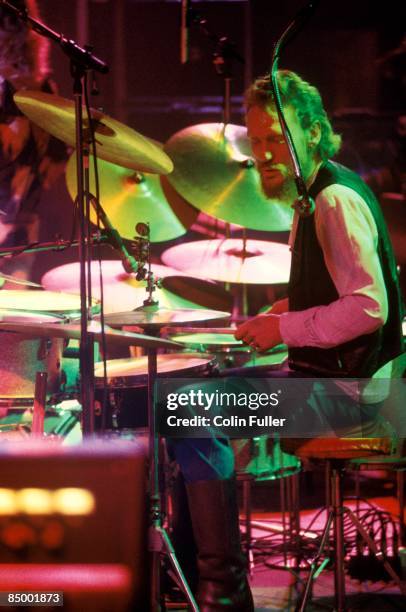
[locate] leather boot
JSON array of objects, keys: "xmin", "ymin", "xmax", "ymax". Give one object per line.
[
  {"xmin": 169, "ymin": 470, "xmax": 198, "ymax": 595},
  {"xmin": 186, "ymin": 478, "xmax": 255, "ymax": 612}
]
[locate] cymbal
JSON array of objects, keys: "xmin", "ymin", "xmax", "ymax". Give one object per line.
[
  {"xmin": 0, "ymin": 320, "xmax": 181, "ymax": 350},
  {"xmin": 41, "ymin": 261, "xmax": 231, "ymax": 313},
  {"xmin": 104, "ymin": 308, "xmax": 231, "ymax": 329},
  {"xmin": 161, "ymin": 239, "xmax": 291, "ymax": 284},
  {"xmin": 14, "ymin": 90, "xmax": 173, "ymax": 175},
  {"xmin": 65, "ymin": 154, "xmax": 198, "ymax": 242},
  {"xmin": 164, "ymin": 123, "xmax": 293, "ymax": 231}
]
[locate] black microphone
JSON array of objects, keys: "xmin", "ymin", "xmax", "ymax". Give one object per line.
[
  {"xmin": 180, "ymin": 0, "xmax": 191, "ymax": 64},
  {"xmin": 103, "ymin": 226, "xmax": 138, "ymax": 274}
]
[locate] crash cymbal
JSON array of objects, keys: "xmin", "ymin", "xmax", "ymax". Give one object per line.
[
  {"xmin": 0, "ymin": 320, "xmax": 181, "ymax": 350},
  {"xmin": 41, "ymin": 261, "xmax": 229, "ymax": 313},
  {"xmin": 65, "ymin": 154, "xmax": 198, "ymax": 242},
  {"xmin": 104, "ymin": 308, "xmax": 231, "ymax": 329},
  {"xmin": 164, "ymin": 123, "xmax": 293, "ymax": 231},
  {"xmin": 161, "ymin": 239, "xmax": 291, "ymax": 284},
  {"xmin": 14, "ymin": 90, "xmax": 173, "ymax": 174}
]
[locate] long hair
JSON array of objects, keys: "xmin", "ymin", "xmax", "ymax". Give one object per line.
[
  {"xmin": 245, "ymin": 71, "xmax": 342, "ymax": 161},
  {"xmin": 0, "ymin": 0, "xmax": 50, "ymax": 83}
]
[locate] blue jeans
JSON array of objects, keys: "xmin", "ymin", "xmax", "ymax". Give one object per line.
[{"xmin": 165, "ymin": 369, "xmax": 392, "ymax": 483}]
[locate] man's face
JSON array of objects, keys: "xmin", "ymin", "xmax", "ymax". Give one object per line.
[{"xmin": 246, "ymin": 104, "xmax": 312, "ymax": 199}]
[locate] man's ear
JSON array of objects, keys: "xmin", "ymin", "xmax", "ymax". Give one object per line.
[{"xmin": 309, "ymin": 120, "xmax": 321, "ymax": 147}]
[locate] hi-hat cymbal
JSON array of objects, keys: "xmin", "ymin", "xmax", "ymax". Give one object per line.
[
  {"xmin": 41, "ymin": 260, "xmax": 231, "ymax": 313},
  {"xmin": 164, "ymin": 123, "xmax": 293, "ymax": 231},
  {"xmin": 104, "ymin": 308, "xmax": 231, "ymax": 329},
  {"xmin": 14, "ymin": 90, "xmax": 173, "ymax": 174},
  {"xmin": 161, "ymin": 239, "xmax": 291, "ymax": 284},
  {"xmin": 0, "ymin": 319, "xmax": 181, "ymax": 350},
  {"xmin": 65, "ymin": 153, "xmax": 198, "ymax": 242}
]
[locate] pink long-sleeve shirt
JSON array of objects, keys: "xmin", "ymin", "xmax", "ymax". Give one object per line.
[{"xmin": 279, "ymin": 183, "xmax": 388, "ymax": 348}]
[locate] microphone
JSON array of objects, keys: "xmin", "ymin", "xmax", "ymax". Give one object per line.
[
  {"xmin": 180, "ymin": 0, "xmax": 191, "ymax": 64},
  {"xmin": 102, "ymin": 225, "xmax": 138, "ymax": 274}
]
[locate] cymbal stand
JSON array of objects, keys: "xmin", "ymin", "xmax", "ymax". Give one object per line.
[
  {"xmin": 1, "ymin": 0, "xmax": 109, "ymax": 436},
  {"xmin": 187, "ymin": 5, "xmax": 244, "ymax": 127},
  {"xmin": 144, "ymin": 324, "xmax": 199, "ymax": 612}
]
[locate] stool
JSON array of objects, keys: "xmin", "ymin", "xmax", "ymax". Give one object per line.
[
  {"xmin": 350, "ymin": 451, "xmax": 406, "ymax": 546},
  {"xmin": 282, "ymin": 437, "xmax": 406, "ymax": 612},
  {"xmin": 234, "ymin": 436, "xmax": 301, "ymax": 569}
]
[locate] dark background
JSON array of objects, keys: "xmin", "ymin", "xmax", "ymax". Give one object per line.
[{"xmin": 32, "ymin": 0, "xmax": 405, "ymax": 284}]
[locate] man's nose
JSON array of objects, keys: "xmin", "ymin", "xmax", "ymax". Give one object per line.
[{"xmin": 255, "ymin": 146, "xmax": 273, "ymax": 162}]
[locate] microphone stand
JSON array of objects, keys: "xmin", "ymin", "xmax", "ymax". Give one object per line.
[
  {"xmin": 185, "ymin": 5, "xmax": 244, "ymax": 126},
  {"xmin": 1, "ymin": 0, "xmax": 109, "ymax": 435},
  {"xmin": 269, "ymin": 1, "xmax": 319, "ymax": 217}
]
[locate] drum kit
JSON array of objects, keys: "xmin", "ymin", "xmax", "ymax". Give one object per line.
[
  {"xmin": 0, "ymin": 89, "xmax": 293, "ymax": 426},
  {"xmin": 0, "ymin": 89, "xmax": 296, "ymax": 608}
]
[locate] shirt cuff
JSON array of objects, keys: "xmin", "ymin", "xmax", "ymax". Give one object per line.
[{"xmin": 279, "ymin": 309, "xmax": 320, "ymax": 347}]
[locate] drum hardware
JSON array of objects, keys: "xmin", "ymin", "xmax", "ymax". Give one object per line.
[
  {"xmin": 31, "ymin": 372, "xmax": 47, "ymax": 437},
  {"xmin": 103, "ymin": 307, "xmax": 230, "ymax": 612}
]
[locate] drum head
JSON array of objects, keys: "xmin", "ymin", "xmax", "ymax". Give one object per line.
[{"xmin": 94, "ymin": 353, "xmax": 216, "ymax": 387}]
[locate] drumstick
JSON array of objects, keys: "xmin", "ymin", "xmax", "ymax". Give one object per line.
[{"xmin": 164, "ymin": 326, "xmax": 238, "ymax": 335}]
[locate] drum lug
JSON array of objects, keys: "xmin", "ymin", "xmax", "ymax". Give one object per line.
[
  {"xmin": 38, "ymin": 338, "xmax": 52, "ymax": 360},
  {"xmin": 208, "ymin": 360, "xmax": 220, "ymax": 376}
]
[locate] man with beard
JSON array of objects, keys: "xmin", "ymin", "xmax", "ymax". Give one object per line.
[
  {"xmin": 235, "ymin": 71, "xmax": 404, "ymax": 435},
  {"xmin": 167, "ymin": 71, "xmax": 405, "ymax": 612}
]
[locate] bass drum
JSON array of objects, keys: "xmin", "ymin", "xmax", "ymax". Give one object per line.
[{"xmin": 94, "ymin": 353, "xmax": 217, "ymax": 430}]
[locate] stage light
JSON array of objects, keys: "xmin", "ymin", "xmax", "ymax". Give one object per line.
[
  {"xmin": 52, "ymin": 488, "xmax": 95, "ymax": 516},
  {"xmin": 0, "ymin": 489, "xmax": 17, "ymax": 515},
  {"xmin": 16, "ymin": 488, "xmax": 53, "ymax": 515}
]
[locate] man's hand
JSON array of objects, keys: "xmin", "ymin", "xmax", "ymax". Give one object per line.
[
  {"xmin": 265, "ymin": 297, "xmax": 289, "ymax": 315},
  {"xmin": 234, "ymin": 314, "xmax": 282, "ymax": 352}
]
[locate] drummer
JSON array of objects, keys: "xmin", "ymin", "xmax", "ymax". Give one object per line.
[
  {"xmin": 235, "ymin": 70, "xmax": 404, "ymax": 432},
  {"xmin": 0, "ymin": 1, "xmax": 68, "ymax": 286},
  {"xmin": 168, "ymin": 70, "xmax": 404, "ymax": 612}
]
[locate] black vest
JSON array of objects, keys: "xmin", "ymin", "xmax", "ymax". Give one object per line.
[{"xmin": 288, "ymin": 161, "xmax": 404, "ymax": 377}]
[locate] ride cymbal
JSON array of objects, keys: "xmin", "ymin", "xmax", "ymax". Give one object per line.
[
  {"xmin": 41, "ymin": 261, "xmax": 231, "ymax": 313},
  {"xmin": 164, "ymin": 123, "xmax": 293, "ymax": 231},
  {"xmin": 0, "ymin": 320, "xmax": 181, "ymax": 350},
  {"xmin": 161, "ymin": 239, "xmax": 291, "ymax": 284},
  {"xmin": 14, "ymin": 90, "xmax": 173, "ymax": 174},
  {"xmin": 104, "ymin": 308, "xmax": 231, "ymax": 329}
]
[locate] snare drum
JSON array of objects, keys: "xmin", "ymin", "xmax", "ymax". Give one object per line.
[
  {"xmin": 168, "ymin": 332, "xmax": 288, "ymax": 370},
  {"xmin": 94, "ymin": 353, "xmax": 217, "ymax": 429}
]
